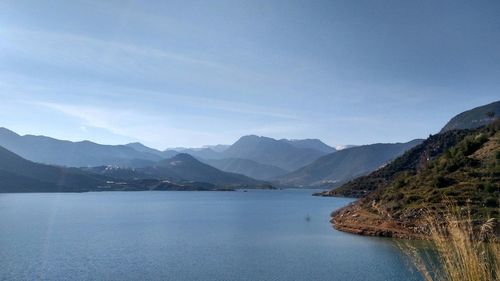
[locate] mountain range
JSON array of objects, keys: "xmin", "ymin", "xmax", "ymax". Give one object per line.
[
  {"xmin": 139, "ymin": 153, "xmax": 267, "ymax": 187},
  {"xmin": 0, "ymin": 145, "xmax": 108, "ymax": 192},
  {"xmin": 0, "ymin": 128, "xmax": 162, "ymax": 167},
  {"xmin": 0, "ymin": 128, "xmax": 340, "ymax": 180},
  {"xmin": 219, "ymin": 135, "xmax": 331, "ymax": 171},
  {"xmin": 1, "ymin": 100, "xmax": 497, "ymax": 193},
  {"xmin": 276, "ymin": 139, "xmax": 423, "ymax": 187},
  {"xmin": 201, "ymin": 158, "xmax": 288, "ymax": 180},
  {"xmin": 0, "ymin": 145, "xmax": 272, "ymax": 192},
  {"xmin": 0, "ymin": 129, "xmax": 443, "ymax": 189}
]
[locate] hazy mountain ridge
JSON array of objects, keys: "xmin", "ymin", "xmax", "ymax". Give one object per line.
[
  {"xmin": 0, "ymin": 128, "xmax": 162, "ymax": 168},
  {"xmin": 202, "ymin": 158, "xmax": 288, "ymax": 180},
  {"xmin": 279, "ymin": 138, "xmax": 336, "ymax": 154},
  {"xmin": 0, "ymin": 145, "xmax": 109, "ymax": 192},
  {"xmin": 167, "ymin": 147, "xmax": 223, "ymax": 160},
  {"xmin": 0, "ymin": 128, "xmax": 335, "ymax": 179},
  {"xmin": 140, "ymin": 153, "xmax": 270, "ymax": 187},
  {"xmin": 202, "ymin": 144, "xmax": 230, "ymax": 152},
  {"xmin": 167, "ymin": 136, "xmax": 335, "ymax": 178},
  {"xmin": 277, "ymin": 139, "xmax": 423, "ymax": 187},
  {"xmin": 220, "ymin": 135, "xmax": 330, "ymax": 171},
  {"xmin": 322, "ymin": 131, "xmax": 473, "ymax": 197},
  {"xmin": 0, "ymin": 145, "xmax": 272, "ymax": 192}
]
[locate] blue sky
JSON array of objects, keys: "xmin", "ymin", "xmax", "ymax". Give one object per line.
[{"xmin": 0, "ymin": 0, "xmax": 499, "ymax": 149}]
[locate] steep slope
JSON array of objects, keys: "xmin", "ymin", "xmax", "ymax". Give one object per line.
[
  {"xmin": 142, "ymin": 153, "xmax": 271, "ymax": 187},
  {"xmin": 0, "ymin": 145, "xmax": 108, "ymax": 192},
  {"xmin": 440, "ymin": 100, "xmax": 500, "ymax": 132},
  {"xmin": 221, "ymin": 135, "xmax": 327, "ymax": 171},
  {"xmin": 327, "ymin": 123, "xmax": 500, "ymax": 238},
  {"xmin": 202, "ymin": 158, "xmax": 288, "ymax": 180},
  {"xmin": 0, "ymin": 128, "xmax": 162, "ymax": 167},
  {"xmin": 278, "ymin": 139, "xmax": 422, "ymax": 187}
]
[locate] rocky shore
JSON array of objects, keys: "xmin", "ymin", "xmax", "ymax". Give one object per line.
[{"xmin": 330, "ymin": 202, "xmax": 428, "ymax": 240}]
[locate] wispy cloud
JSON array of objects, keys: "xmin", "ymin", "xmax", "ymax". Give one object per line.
[
  {"xmin": 35, "ymin": 101, "xmax": 139, "ymax": 136},
  {"xmin": 0, "ymin": 26, "xmax": 221, "ymax": 68},
  {"xmin": 34, "ymin": 101, "xmax": 224, "ymax": 148},
  {"xmin": 34, "ymin": 100, "xmax": 299, "ymax": 148},
  {"xmin": 0, "ymin": 70, "xmax": 300, "ymax": 121},
  {"xmin": 111, "ymin": 86, "xmax": 301, "ymax": 120}
]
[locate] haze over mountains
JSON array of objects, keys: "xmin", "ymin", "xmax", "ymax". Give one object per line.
[
  {"xmin": 0, "ymin": 100, "xmax": 497, "ymax": 192},
  {"xmin": 0, "ymin": 128, "xmax": 162, "ymax": 167},
  {"xmin": 219, "ymin": 135, "xmax": 332, "ymax": 171},
  {"xmin": 0, "ymin": 145, "xmax": 108, "ymax": 192},
  {"xmin": 0, "ymin": 129, "xmax": 339, "ymax": 180},
  {"xmin": 143, "ymin": 153, "xmax": 264, "ymax": 186},
  {"xmin": 202, "ymin": 158, "xmax": 288, "ymax": 180},
  {"xmin": 0, "ymin": 127, "xmax": 418, "ymax": 187},
  {"xmin": 0, "ymin": 145, "xmax": 272, "ymax": 192},
  {"xmin": 277, "ymin": 139, "xmax": 423, "ymax": 187}
]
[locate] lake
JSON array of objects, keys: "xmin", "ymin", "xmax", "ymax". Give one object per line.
[{"xmin": 0, "ymin": 189, "xmax": 421, "ymax": 281}]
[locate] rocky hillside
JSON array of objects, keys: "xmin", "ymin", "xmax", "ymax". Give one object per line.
[
  {"xmin": 322, "ymin": 131, "xmax": 472, "ymax": 197},
  {"xmin": 325, "ymin": 122, "xmax": 500, "ymax": 238}
]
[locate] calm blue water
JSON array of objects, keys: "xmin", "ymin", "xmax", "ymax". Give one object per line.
[{"xmin": 0, "ymin": 190, "xmax": 421, "ymax": 281}]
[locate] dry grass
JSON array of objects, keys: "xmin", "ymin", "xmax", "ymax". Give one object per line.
[{"xmin": 399, "ymin": 204, "xmax": 499, "ymax": 281}]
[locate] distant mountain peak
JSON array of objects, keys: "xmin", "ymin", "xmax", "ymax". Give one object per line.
[
  {"xmin": 236, "ymin": 135, "xmax": 270, "ymax": 143},
  {"xmin": 240, "ymin": 134, "xmax": 260, "ymax": 138},
  {"xmin": 127, "ymin": 142, "xmax": 144, "ymax": 146},
  {"xmin": 223, "ymin": 135, "xmax": 332, "ymax": 171},
  {"xmin": 170, "ymin": 153, "xmax": 196, "ymax": 161},
  {"xmin": 279, "ymin": 138, "xmax": 336, "ymax": 154}
]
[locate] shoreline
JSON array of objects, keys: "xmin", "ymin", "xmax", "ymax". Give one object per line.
[{"xmin": 330, "ymin": 202, "xmax": 428, "ymax": 240}]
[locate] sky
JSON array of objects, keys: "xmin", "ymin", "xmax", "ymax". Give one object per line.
[{"xmin": 0, "ymin": 0, "xmax": 499, "ymax": 149}]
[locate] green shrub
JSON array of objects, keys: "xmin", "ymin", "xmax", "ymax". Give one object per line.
[
  {"xmin": 405, "ymin": 194, "xmax": 422, "ymax": 204},
  {"xmin": 434, "ymin": 176, "xmax": 455, "ymax": 188},
  {"xmin": 484, "ymin": 197, "xmax": 498, "ymax": 207},
  {"xmin": 485, "ymin": 184, "xmax": 497, "ymax": 193}
]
